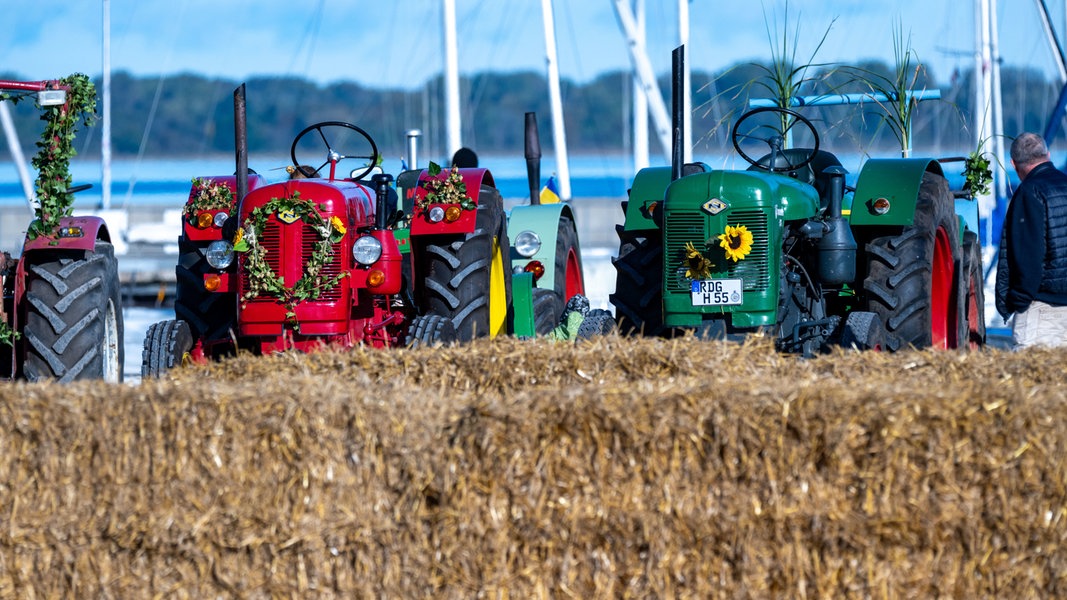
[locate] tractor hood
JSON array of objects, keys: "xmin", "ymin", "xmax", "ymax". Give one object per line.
[{"xmin": 664, "ymin": 169, "xmax": 820, "ymax": 220}]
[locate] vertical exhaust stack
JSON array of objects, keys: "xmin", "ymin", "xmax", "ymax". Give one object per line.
[
  {"xmin": 670, "ymin": 45, "xmax": 685, "ymax": 182},
  {"xmin": 233, "ymin": 84, "xmax": 249, "ymax": 203},
  {"xmin": 525, "ymin": 112, "xmax": 542, "ymax": 205}
]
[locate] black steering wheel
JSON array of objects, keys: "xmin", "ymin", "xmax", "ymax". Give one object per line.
[
  {"xmin": 290, "ymin": 121, "xmax": 380, "ymax": 181},
  {"xmin": 731, "ymin": 106, "xmax": 820, "ymax": 173}
]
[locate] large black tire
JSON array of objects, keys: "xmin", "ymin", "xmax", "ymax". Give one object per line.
[
  {"xmin": 141, "ymin": 319, "xmax": 194, "ymax": 378},
  {"xmin": 23, "ymin": 241, "xmax": 124, "ymax": 383},
  {"xmin": 175, "ymin": 237, "xmax": 235, "ymax": 342},
  {"xmin": 863, "ymin": 172, "xmax": 961, "ymax": 350},
  {"xmin": 532, "ymin": 287, "xmax": 564, "ymax": 336},
  {"xmin": 959, "ymin": 230, "xmax": 986, "ymax": 349},
  {"xmin": 417, "ymin": 185, "xmax": 513, "ymax": 342},
  {"xmin": 610, "ymin": 225, "xmax": 664, "ymax": 336},
  {"xmin": 554, "ymin": 215, "xmax": 584, "ymax": 302},
  {"xmin": 406, "ymin": 314, "xmax": 457, "ymax": 348}
]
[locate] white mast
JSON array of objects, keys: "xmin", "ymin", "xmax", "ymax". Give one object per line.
[
  {"xmin": 632, "ymin": 0, "xmax": 649, "ymax": 171},
  {"xmin": 611, "ymin": 0, "xmax": 672, "ymax": 157},
  {"xmin": 443, "ymin": 0, "xmax": 462, "ymax": 158},
  {"xmin": 975, "ymin": 0, "xmax": 995, "ymax": 243},
  {"xmin": 101, "ymin": 0, "xmax": 112, "ymax": 209},
  {"xmin": 677, "ymin": 0, "xmax": 692, "ymax": 162},
  {"xmin": 989, "ymin": 0, "xmax": 1006, "ymax": 202},
  {"xmin": 0, "ymin": 102, "xmax": 36, "ymax": 214},
  {"xmin": 540, "ymin": 0, "xmax": 571, "ymax": 200}
]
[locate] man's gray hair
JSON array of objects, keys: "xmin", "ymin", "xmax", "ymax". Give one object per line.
[{"xmin": 1010, "ymin": 132, "xmax": 1050, "ymax": 167}]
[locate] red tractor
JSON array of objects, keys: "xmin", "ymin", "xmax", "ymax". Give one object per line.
[
  {"xmin": 142, "ymin": 85, "xmax": 584, "ymax": 375},
  {"xmin": 0, "ymin": 77, "xmax": 124, "ymax": 382}
]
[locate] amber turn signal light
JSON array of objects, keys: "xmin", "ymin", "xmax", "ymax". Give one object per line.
[
  {"xmin": 204, "ymin": 273, "xmax": 222, "ymax": 292},
  {"xmin": 367, "ymin": 269, "xmax": 386, "ymax": 287},
  {"xmin": 197, "ymin": 211, "xmax": 215, "ymax": 228},
  {"xmin": 444, "ymin": 205, "xmax": 463, "ymax": 222}
]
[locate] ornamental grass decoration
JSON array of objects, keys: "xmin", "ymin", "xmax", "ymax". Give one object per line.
[
  {"xmin": 718, "ymin": 223, "xmax": 754, "ymax": 261},
  {"xmin": 0, "ymin": 337, "xmax": 1065, "ymax": 597},
  {"xmin": 234, "ymin": 192, "xmax": 347, "ymax": 322}
]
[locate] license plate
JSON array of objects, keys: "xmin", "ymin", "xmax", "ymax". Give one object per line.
[{"xmin": 691, "ymin": 278, "xmax": 743, "ymax": 306}]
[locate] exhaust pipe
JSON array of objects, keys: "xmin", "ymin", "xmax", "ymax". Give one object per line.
[
  {"xmin": 670, "ymin": 45, "xmax": 685, "ymax": 182},
  {"xmin": 525, "ymin": 112, "xmax": 542, "ymax": 205},
  {"xmin": 233, "ymin": 84, "xmax": 249, "ymax": 202}
]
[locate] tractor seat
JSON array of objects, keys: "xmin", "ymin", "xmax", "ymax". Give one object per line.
[{"xmin": 748, "ymin": 148, "xmax": 842, "ymax": 203}]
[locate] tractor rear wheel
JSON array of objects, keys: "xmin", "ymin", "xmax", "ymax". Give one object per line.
[
  {"xmin": 555, "ymin": 215, "xmax": 584, "ymax": 302},
  {"xmin": 418, "ymin": 186, "xmax": 513, "ymax": 341},
  {"xmin": 959, "ymin": 230, "xmax": 986, "ymax": 348},
  {"xmin": 23, "ymin": 241, "xmax": 124, "ymax": 383},
  {"xmin": 610, "ymin": 226, "xmax": 665, "ymax": 336},
  {"xmin": 141, "ymin": 319, "xmax": 194, "ymax": 378},
  {"xmin": 863, "ymin": 172, "xmax": 960, "ymax": 350},
  {"xmin": 532, "ymin": 287, "xmax": 564, "ymax": 336},
  {"xmin": 406, "ymin": 314, "xmax": 457, "ymax": 348}
]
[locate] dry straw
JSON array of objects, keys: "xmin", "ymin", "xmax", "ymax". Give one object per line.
[{"xmin": 0, "ymin": 335, "xmax": 1064, "ymax": 597}]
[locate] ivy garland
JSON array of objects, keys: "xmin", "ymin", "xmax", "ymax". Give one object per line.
[
  {"xmin": 233, "ymin": 192, "xmax": 348, "ymax": 324},
  {"xmin": 963, "ymin": 150, "xmax": 993, "ymax": 198},
  {"xmin": 4, "ymin": 74, "xmax": 98, "ymax": 240}
]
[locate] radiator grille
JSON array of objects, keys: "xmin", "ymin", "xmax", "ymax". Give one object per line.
[{"xmin": 665, "ymin": 208, "xmax": 770, "ymax": 294}]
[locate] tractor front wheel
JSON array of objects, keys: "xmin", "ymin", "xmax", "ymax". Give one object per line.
[
  {"xmin": 406, "ymin": 314, "xmax": 458, "ymax": 348},
  {"xmin": 532, "ymin": 287, "xmax": 564, "ymax": 336},
  {"xmin": 610, "ymin": 226, "xmax": 664, "ymax": 336},
  {"xmin": 141, "ymin": 319, "xmax": 194, "ymax": 378},
  {"xmin": 839, "ymin": 311, "xmax": 887, "ymax": 351},
  {"xmin": 23, "ymin": 241, "xmax": 124, "ymax": 383},
  {"xmin": 418, "ymin": 186, "xmax": 513, "ymax": 341},
  {"xmin": 863, "ymin": 172, "xmax": 960, "ymax": 350}
]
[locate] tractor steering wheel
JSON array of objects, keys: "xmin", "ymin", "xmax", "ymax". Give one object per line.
[
  {"xmin": 731, "ymin": 106, "xmax": 820, "ymax": 173},
  {"xmin": 290, "ymin": 121, "xmax": 380, "ymax": 181}
]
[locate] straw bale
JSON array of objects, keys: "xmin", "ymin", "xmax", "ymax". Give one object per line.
[{"xmin": 0, "ymin": 335, "xmax": 1064, "ymax": 597}]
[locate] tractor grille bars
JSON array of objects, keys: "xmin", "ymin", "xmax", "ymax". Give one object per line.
[
  {"xmin": 239, "ymin": 219, "xmax": 345, "ymax": 303},
  {"xmin": 665, "ymin": 208, "xmax": 770, "ymax": 294}
]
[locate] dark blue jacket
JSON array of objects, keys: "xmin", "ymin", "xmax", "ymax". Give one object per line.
[{"xmin": 995, "ymin": 161, "xmax": 1067, "ymax": 319}]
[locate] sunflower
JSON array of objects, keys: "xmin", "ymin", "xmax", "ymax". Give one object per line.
[
  {"xmin": 684, "ymin": 241, "xmax": 714, "ymax": 279},
  {"xmin": 330, "ymin": 216, "xmax": 346, "ymax": 236},
  {"xmin": 718, "ymin": 224, "xmax": 753, "ymax": 262}
]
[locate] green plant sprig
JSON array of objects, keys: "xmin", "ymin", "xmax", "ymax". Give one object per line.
[{"xmin": 418, "ymin": 161, "xmax": 475, "ymax": 212}]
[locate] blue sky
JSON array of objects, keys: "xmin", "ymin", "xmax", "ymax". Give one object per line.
[{"xmin": 2, "ymin": 1, "xmax": 1062, "ymax": 89}]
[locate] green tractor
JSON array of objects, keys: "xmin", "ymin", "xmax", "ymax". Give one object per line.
[{"xmin": 612, "ymin": 50, "xmax": 985, "ymax": 354}]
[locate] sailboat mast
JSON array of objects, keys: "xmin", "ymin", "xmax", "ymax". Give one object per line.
[
  {"xmin": 101, "ymin": 0, "xmax": 112, "ymax": 210},
  {"xmin": 677, "ymin": 0, "xmax": 692, "ymax": 163},
  {"xmin": 631, "ymin": 0, "xmax": 649, "ymax": 172},
  {"xmin": 540, "ymin": 0, "xmax": 571, "ymax": 200},
  {"xmin": 975, "ymin": 0, "xmax": 995, "ymax": 242},
  {"xmin": 443, "ymin": 0, "xmax": 462, "ymax": 158},
  {"xmin": 989, "ymin": 0, "xmax": 1006, "ymax": 202}
]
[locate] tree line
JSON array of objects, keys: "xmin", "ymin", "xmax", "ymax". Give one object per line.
[{"xmin": 1, "ymin": 60, "xmax": 1059, "ymax": 164}]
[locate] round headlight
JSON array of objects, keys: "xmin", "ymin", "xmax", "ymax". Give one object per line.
[
  {"xmin": 205, "ymin": 240, "xmax": 234, "ymax": 269},
  {"xmin": 213, "ymin": 211, "xmax": 229, "ymax": 228},
  {"xmin": 514, "ymin": 230, "xmax": 542, "ymax": 257},
  {"xmin": 428, "ymin": 205, "xmax": 446, "ymax": 223},
  {"xmin": 352, "ymin": 235, "xmax": 383, "ymax": 265}
]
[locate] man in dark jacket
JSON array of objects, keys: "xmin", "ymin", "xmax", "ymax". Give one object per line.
[{"xmin": 995, "ymin": 132, "xmax": 1067, "ymax": 348}]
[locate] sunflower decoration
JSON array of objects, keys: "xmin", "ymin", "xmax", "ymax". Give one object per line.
[
  {"xmin": 718, "ymin": 224, "xmax": 753, "ymax": 262},
  {"xmin": 684, "ymin": 241, "xmax": 714, "ymax": 279}
]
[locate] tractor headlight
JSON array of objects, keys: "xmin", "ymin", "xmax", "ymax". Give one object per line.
[
  {"xmin": 213, "ymin": 211, "xmax": 229, "ymax": 228},
  {"xmin": 428, "ymin": 205, "xmax": 446, "ymax": 223},
  {"xmin": 352, "ymin": 235, "xmax": 383, "ymax": 265},
  {"xmin": 205, "ymin": 240, "xmax": 234, "ymax": 269},
  {"xmin": 514, "ymin": 230, "xmax": 541, "ymax": 257}
]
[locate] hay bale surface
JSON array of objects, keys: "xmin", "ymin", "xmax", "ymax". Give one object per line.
[{"xmin": 0, "ymin": 336, "xmax": 1064, "ymax": 597}]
